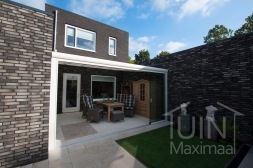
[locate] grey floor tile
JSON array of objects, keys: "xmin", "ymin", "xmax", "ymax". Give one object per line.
[{"xmin": 32, "ymin": 160, "xmax": 49, "ymax": 168}]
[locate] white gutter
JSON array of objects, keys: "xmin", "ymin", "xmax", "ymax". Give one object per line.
[
  {"xmin": 52, "ymin": 52, "xmax": 168, "ymax": 74},
  {"xmin": 53, "ymin": 10, "xmax": 58, "ymax": 52}
]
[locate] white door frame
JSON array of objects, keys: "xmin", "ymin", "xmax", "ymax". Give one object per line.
[
  {"xmin": 49, "ymin": 52, "xmax": 168, "ymax": 150},
  {"xmin": 62, "ymin": 73, "xmax": 81, "ymax": 113}
]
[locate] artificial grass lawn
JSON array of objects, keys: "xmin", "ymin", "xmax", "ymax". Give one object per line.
[{"xmin": 116, "ymin": 127, "xmax": 233, "ymax": 168}]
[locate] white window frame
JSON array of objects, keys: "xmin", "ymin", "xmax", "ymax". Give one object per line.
[
  {"xmin": 91, "ymin": 75, "xmax": 116, "ymax": 101},
  {"xmin": 109, "ymin": 37, "xmax": 117, "ymax": 56},
  {"xmin": 62, "ymin": 73, "xmax": 81, "ymax": 113},
  {"xmin": 64, "ymin": 24, "xmax": 96, "ymax": 52}
]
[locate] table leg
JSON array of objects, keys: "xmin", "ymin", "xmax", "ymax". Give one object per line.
[
  {"xmin": 108, "ymin": 107, "xmax": 110, "ymax": 122},
  {"xmin": 121, "ymin": 105, "xmax": 124, "ymax": 112}
]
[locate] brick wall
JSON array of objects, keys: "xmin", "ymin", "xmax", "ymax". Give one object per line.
[
  {"xmin": 0, "ymin": 0, "xmax": 53, "ymax": 167},
  {"xmin": 144, "ymin": 33, "xmax": 253, "ymax": 144}
]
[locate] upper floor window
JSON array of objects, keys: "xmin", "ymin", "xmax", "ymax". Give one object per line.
[
  {"xmin": 65, "ymin": 24, "xmax": 96, "ymax": 52},
  {"xmin": 109, "ymin": 37, "xmax": 116, "ymax": 56}
]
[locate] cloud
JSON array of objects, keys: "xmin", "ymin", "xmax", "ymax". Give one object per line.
[
  {"xmin": 151, "ymin": 0, "xmax": 229, "ymax": 20},
  {"xmin": 136, "ymin": 1, "xmax": 149, "ymax": 9},
  {"xmin": 137, "ymin": 36, "xmax": 149, "ymax": 42},
  {"xmin": 70, "ymin": 0, "xmax": 125, "ymax": 22},
  {"xmin": 152, "ymin": 0, "xmax": 183, "ymax": 11},
  {"xmin": 122, "ymin": 0, "xmax": 134, "ymax": 7},
  {"xmin": 164, "ymin": 41, "xmax": 186, "ymax": 53},
  {"xmin": 137, "ymin": 36, "xmax": 156, "ymax": 42},
  {"xmin": 11, "ymin": 0, "xmax": 47, "ymax": 10},
  {"xmin": 178, "ymin": 0, "xmax": 229, "ymax": 19},
  {"xmin": 129, "ymin": 36, "xmax": 157, "ymax": 56},
  {"xmin": 138, "ymin": 13, "xmax": 149, "ymax": 19},
  {"xmin": 129, "ymin": 37, "xmax": 149, "ymax": 53}
]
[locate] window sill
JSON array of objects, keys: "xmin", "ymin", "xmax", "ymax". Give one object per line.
[
  {"xmin": 64, "ymin": 44, "xmax": 96, "ymax": 53},
  {"xmin": 109, "ymin": 54, "xmax": 117, "ymax": 57}
]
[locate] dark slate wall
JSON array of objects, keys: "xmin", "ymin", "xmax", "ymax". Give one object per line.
[
  {"xmin": 144, "ymin": 33, "xmax": 253, "ymax": 144},
  {"xmin": 45, "ymin": 4, "xmax": 129, "ymax": 63},
  {"xmin": 0, "ymin": 1, "xmax": 53, "ymax": 167}
]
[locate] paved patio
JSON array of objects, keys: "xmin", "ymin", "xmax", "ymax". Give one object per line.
[
  {"xmin": 21, "ymin": 121, "xmax": 170, "ymax": 168},
  {"xmin": 56, "ymin": 112, "xmax": 149, "ymax": 147}
]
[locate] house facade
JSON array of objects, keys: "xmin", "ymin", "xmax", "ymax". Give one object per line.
[{"xmin": 45, "ymin": 4, "xmax": 129, "ymax": 63}]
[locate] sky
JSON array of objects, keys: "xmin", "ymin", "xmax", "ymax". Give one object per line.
[{"xmin": 12, "ymin": 0, "xmax": 253, "ymax": 59}]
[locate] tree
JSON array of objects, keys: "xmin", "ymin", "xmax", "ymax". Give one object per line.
[
  {"xmin": 128, "ymin": 56, "xmax": 135, "ymax": 64},
  {"xmin": 234, "ymin": 13, "xmax": 253, "ymax": 36},
  {"xmin": 204, "ymin": 25, "xmax": 233, "ymax": 44},
  {"xmin": 155, "ymin": 51, "xmax": 169, "ymax": 59},
  {"xmin": 134, "ymin": 49, "xmax": 150, "ymax": 64}
]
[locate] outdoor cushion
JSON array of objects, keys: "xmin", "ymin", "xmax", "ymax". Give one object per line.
[
  {"xmin": 116, "ymin": 94, "xmax": 125, "ymax": 103},
  {"xmin": 125, "ymin": 94, "xmax": 135, "ymax": 108},
  {"xmin": 82, "ymin": 95, "xmax": 87, "ymax": 106},
  {"xmin": 124, "ymin": 106, "xmax": 133, "ymax": 110},
  {"xmin": 84, "ymin": 95, "xmax": 94, "ymax": 109}
]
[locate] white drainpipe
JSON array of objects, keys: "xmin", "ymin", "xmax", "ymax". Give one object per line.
[{"xmin": 53, "ymin": 10, "xmax": 58, "ymax": 52}]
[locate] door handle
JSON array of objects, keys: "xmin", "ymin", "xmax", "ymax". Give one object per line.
[{"xmin": 150, "ymin": 98, "xmax": 152, "ymax": 103}]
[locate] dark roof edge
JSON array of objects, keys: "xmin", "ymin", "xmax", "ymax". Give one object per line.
[
  {"xmin": 45, "ymin": 3, "xmax": 128, "ymax": 34},
  {"xmin": 169, "ymin": 31, "xmax": 253, "ymax": 55},
  {"xmin": 1, "ymin": 0, "xmax": 54, "ymax": 17}
]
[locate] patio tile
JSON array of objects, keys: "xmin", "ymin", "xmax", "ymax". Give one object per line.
[
  {"xmin": 48, "ymin": 153, "xmax": 71, "ymax": 168},
  {"xmin": 56, "ymin": 112, "xmax": 150, "ymax": 146},
  {"xmin": 71, "ymin": 156, "xmax": 97, "ymax": 168},
  {"xmin": 32, "ymin": 160, "xmax": 49, "ymax": 168},
  {"xmin": 120, "ymin": 154, "xmax": 140, "ymax": 167},
  {"xmin": 102, "ymin": 141, "xmax": 120, "ymax": 151},
  {"xmin": 69, "ymin": 148, "xmax": 90, "ymax": 162},
  {"xmin": 21, "ymin": 163, "xmax": 33, "ymax": 168},
  {"xmin": 83, "ymin": 139, "xmax": 102, "ymax": 149},
  {"xmin": 67, "ymin": 143, "xmax": 86, "ymax": 153},
  {"xmin": 132, "ymin": 163, "xmax": 147, "ymax": 168},
  {"xmin": 87, "ymin": 146, "xmax": 107, "ymax": 156},
  {"xmin": 96, "ymin": 159, "xmax": 124, "ymax": 168},
  {"xmin": 112, "ymin": 134, "xmax": 127, "ymax": 140},
  {"xmin": 49, "ymin": 147, "xmax": 69, "ymax": 160},
  {"xmin": 63, "ymin": 137, "xmax": 82, "ymax": 144},
  {"xmin": 97, "ymin": 137, "xmax": 114, "ymax": 145},
  {"xmin": 107, "ymin": 146, "xmax": 130, "ymax": 159},
  {"xmin": 92, "ymin": 152, "xmax": 115, "ymax": 167},
  {"xmin": 57, "ymin": 163, "xmax": 73, "ymax": 168}
]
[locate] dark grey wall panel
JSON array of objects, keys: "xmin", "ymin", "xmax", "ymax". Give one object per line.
[{"xmin": 45, "ymin": 4, "xmax": 129, "ymax": 63}]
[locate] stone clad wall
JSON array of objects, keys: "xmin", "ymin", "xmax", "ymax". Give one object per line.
[
  {"xmin": 0, "ymin": 0, "xmax": 53, "ymax": 167},
  {"xmin": 144, "ymin": 33, "xmax": 253, "ymax": 144}
]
